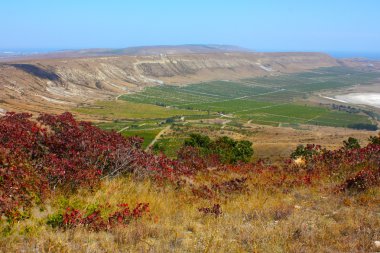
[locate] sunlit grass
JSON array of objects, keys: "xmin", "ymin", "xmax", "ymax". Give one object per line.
[
  {"xmin": 1, "ymin": 177, "xmax": 379, "ymax": 252},
  {"xmin": 75, "ymin": 100, "xmax": 206, "ymax": 119}
]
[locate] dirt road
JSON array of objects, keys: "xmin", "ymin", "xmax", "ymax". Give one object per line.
[{"xmin": 145, "ymin": 125, "xmax": 171, "ymax": 151}]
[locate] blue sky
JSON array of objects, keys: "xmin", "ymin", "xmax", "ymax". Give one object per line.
[{"xmin": 0, "ymin": 0, "xmax": 379, "ymax": 53}]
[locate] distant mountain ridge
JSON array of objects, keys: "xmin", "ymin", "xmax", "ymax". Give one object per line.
[
  {"xmin": 90, "ymin": 44, "xmax": 253, "ymax": 56},
  {"xmin": 0, "ymin": 44, "xmax": 252, "ymax": 62}
]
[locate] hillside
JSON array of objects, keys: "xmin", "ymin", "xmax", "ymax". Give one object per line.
[
  {"xmin": 0, "ymin": 112, "xmax": 379, "ymax": 252},
  {"xmin": 0, "ymin": 50, "xmax": 339, "ymax": 114},
  {"xmin": 0, "ymin": 49, "xmax": 379, "ymax": 252}
]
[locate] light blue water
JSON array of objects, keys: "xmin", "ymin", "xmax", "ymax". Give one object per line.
[
  {"xmin": 0, "ymin": 48, "xmax": 68, "ymax": 57},
  {"xmin": 328, "ymin": 52, "xmax": 380, "ymax": 60}
]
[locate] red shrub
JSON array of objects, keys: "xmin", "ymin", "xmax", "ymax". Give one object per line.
[
  {"xmin": 198, "ymin": 204, "xmax": 222, "ymax": 217},
  {"xmin": 109, "ymin": 203, "xmax": 150, "ymax": 225},
  {"xmin": 0, "ymin": 112, "xmax": 161, "ymax": 219},
  {"xmin": 62, "ymin": 208, "xmax": 84, "ymax": 229},
  {"xmin": 338, "ymin": 168, "xmax": 380, "ymax": 192},
  {"xmin": 177, "ymin": 146, "xmax": 221, "ymax": 174},
  {"xmin": 59, "ymin": 203, "xmax": 150, "ymax": 231},
  {"xmin": 192, "ymin": 185, "xmax": 215, "ymax": 199},
  {"xmin": 211, "ymin": 177, "xmax": 248, "ymax": 194},
  {"xmin": 0, "ymin": 149, "xmax": 48, "ymax": 220},
  {"xmin": 177, "ymin": 146, "xmax": 207, "ymax": 173}
]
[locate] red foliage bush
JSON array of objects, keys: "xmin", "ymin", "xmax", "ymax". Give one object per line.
[
  {"xmin": 176, "ymin": 146, "xmax": 221, "ymax": 175},
  {"xmin": 0, "ymin": 148, "xmax": 48, "ymax": 219},
  {"xmin": 37, "ymin": 112, "xmax": 144, "ymax": 187},
  {"xmin": 312, "ymin": 143, "xmax": 380, "ymax": 173},
  {"xmin": 297, "ymin": 141, "xmax": 380, "ymax": 191},
  {"xmin": 62, "ymin": 208, "xmax": 84, "ymax": 229},
  {"xmin": 198, "ymin": 204, "xmax": 222, "ymax": 217},
  {"xmin": 0, "ymin": 112, "xmax": 173, "ymax": 219},
  {"xmin": 60, "ymin": 203, "xmax": 150, "ymax": 231},
  {"xmin": 177, "ymin": 146, "xmax": 207, "ymax": 173},
  {"xmin": 192, "ymin": 185, "xmax": 215, "ymax": 199},
  {"xmin": 337, "ymin": 168, "xmax": 380, "ymax": 192},
  {"xmin": 191, "ymin": 177, "xmax": 248, "ymax": 199},
  {"xmin": 108, "ymin": 203, "xmax": 150, "ymax": 225},
  {"xmin": 211, "ymin": 177, "xmax": 248, "ymax": 194}
]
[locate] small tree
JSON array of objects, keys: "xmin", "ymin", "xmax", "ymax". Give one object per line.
[
  {"xmin": 343, "ymin": 137, "xmax": 360, "ymax": 150},
  {"xmin": 231, "ymin": 140, "xmax": 254, "ymax": 163},
  {"xmin": 368, "ymin": 133, "xmax": 380, "ymax": 145},
  {"xmin": 184, "ymin": 133, "xmax": 211, "ymax": 149},
  {"xmin": 183, "ymin": 134, "xmax": 253, "ymax": 164},
  {"xmin": 291, "ymin": 144, "xmax": 322, "ymax": 160}
]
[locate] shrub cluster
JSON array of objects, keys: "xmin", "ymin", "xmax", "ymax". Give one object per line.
[
  {"xmin": 288, "ymin": 137, "xmax": 380, "ymax": 192},
  {"xmin": 184, "ymin": 133, "xmax": 253, "ymax": 164}
]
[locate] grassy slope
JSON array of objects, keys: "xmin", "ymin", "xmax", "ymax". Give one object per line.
[{"xmin": 1, "ymin": 177, "xmax": 379, "ymax": 252}]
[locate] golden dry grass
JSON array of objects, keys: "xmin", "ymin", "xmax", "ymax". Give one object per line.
[{"xmin": 1, "ymin": 176, "xmax": 379, "ymax": 253}]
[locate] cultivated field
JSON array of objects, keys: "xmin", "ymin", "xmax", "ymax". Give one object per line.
[
  {"xmin": 119, "ymin": 67, "xmax": 379, "ymax": 128},
  {"xmin": 73, "ymin": 67, "xmax": 380, "ymax": 160}
]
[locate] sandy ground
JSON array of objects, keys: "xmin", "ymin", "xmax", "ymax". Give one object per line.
[
  {"xmin": 335, "ymin": 93, "xmax": 380, "ymax": 108},
  {"xmin": 308, "ymin": 82, "xmax": 380, "ymax": 112}
]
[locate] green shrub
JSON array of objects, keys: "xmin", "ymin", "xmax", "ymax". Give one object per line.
[
  {"xmin": 184, "ymin": 134, "xmax": 253, "ymax": 164},
  {"xmin": 343, "ymin": 137, "xmax": 360, "ymax": 150}
]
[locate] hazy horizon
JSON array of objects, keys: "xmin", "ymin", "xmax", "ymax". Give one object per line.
[
  {"xmin": 1, "ymin": 1, "xmax": 379, "ymax": 53},
  {"xmin": 1, "ymin": 46, "xmax": 380, "ymax": 61}
]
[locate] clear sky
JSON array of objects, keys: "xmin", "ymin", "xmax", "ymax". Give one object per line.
[{"xmin": 0, "ymin": 0, "xmax": 379, "ymax": 53}]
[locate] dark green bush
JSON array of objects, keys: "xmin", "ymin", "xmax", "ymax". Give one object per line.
[
  {"xmin": 343, "ymin": 137, "xmax": 361, "ymax": 150},
  {"xmin": 184, "ymin": 134, "xmax": 253, "ymax": 164}
]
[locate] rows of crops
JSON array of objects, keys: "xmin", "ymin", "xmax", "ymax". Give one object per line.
[{"xmin": 119, "ymin": 67, "xmax": 378, "ymax": 128}]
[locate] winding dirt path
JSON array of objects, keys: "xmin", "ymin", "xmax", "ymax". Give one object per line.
[
  {"xmin": 117, "ymin": 126, "xmax": 130, "ymax": 133},
  {"xmin": 145, "ymin": 125, "xmax": 171, "ymax": 151}
]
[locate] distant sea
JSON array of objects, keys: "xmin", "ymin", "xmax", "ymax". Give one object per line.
[
  {"xmin": 0, "ymin": 48, "xmax": 66, "ymax": 58},
  {"xmin": 328, "ymin": 52, "xmax": 380, "ymax": 60}
]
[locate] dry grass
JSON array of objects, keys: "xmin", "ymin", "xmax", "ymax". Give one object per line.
[{"xmin": 1, "ymin": 176, "xmax": 379, "ymax": 253}]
